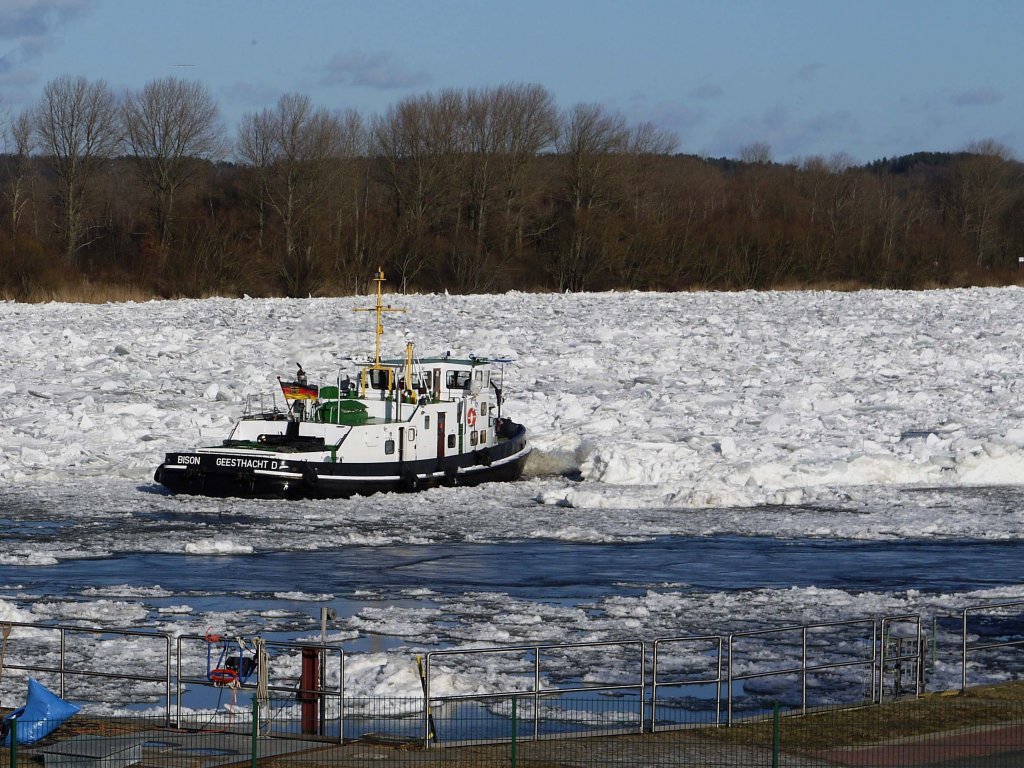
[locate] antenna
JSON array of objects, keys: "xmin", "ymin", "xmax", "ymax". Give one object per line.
[
  {"xmin": 353, "ymin": 267, "xmax": 406, "ymax": 366},
  {"xmin": 353, "ymin": 267, "xmax": 406, "ymax": 396}
]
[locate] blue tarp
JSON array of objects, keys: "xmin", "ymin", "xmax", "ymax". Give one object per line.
[{"xmin": 2, "ymin": 678, "xmax": 81, "ymax": 746}]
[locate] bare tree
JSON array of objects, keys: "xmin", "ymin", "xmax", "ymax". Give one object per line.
[
  {"xmin": 967, "ymin": 138, "xmax": 1015, "ymax": 162},
  {"xmin": 122, "ymin": 77, "xmax": 224, "ymax": 251},
  {"xmin": 614, "ymin": 121, "xmax": 679, "ymax": 286},
  {"xmin": 949, "ymin": 139, "xmax": 1017, "ymax": 267},
  {"xmin": 740, "ymin": 141, "xmax": 773, "ymax": 165},
  {"xmin": 554, "ymin": 103, "xmax": 629, "ymax": 291},
  {"xmin": 3, "ymin": 109, "xmax": 38, "ymax": 240},
  {"xmin": 371, "ymin": 88, "xmax": 466, "ymax": 290},
  {"xmin": 451, "ymin": 84, "xmax": 510, "ymax": 290},
  {"xmin": 463, "ymin": 87, "xmax": 501, "ymax": 238},
  {"xmin": 325, "ymin": 108, "xmax": 373, "ymax": 292},
  {"xmin": 626, "ymin": 121, "xmax": 678, "ymax": 218},
  {"xmin": 237, "ymin": 93, "xmax": 344, "ymax": 295},
  {"xmin": 560, "ymin": 103, "xmax": 629, "ymax": 212},
  {"xmin": 491, "ymin": 83, "xmax": 558, "ymax": 263},
  {"xmin": 33, "ymin": 76, "xmax": 120, "ymax": 264}
]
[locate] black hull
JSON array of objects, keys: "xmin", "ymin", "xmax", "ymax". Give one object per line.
[{"xmin": 155, "ymin": 425, "xmax": 530, "ymax": 500}]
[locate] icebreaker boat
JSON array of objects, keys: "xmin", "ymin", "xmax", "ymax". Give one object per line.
[{"xmin": 154, "ymin": 269, "xmax": 530, "ymax": 499}]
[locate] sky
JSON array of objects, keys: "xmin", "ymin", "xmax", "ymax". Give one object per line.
[{"xmin": 0, "ymin": 0, "xmax": 1021, "ymax": 163}]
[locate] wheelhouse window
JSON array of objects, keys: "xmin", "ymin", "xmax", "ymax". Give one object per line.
[
  {"xmin": 368, "ymin": 369, "xmax": 392, "ymax": 390},
  {"xmin": 446, "ymin": 370, "xmax": 471, "ymax": 390}
]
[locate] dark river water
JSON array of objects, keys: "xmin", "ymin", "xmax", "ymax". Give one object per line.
[{"xmin": 7, "ymin": 535, "xmax": 1024, "ymax": 604}]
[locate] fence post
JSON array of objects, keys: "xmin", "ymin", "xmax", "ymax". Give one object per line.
[
  {"xmin": 300, "ymin": 646, "xmax": 320, "ymax": 735},
  {"xmin": 251, "ymin": 698, "xmax": 259, "ymax": 768},
  {"xmin": 510, "ymin": 696, "xmax": 518, "ymax": 768},
  {"xmin": 961, "ymin": 608, "xmax": 969, "ymax": 692},
  {"xmin": 10, "ymin": 716, "xmax": 17, "ymax": 768},
  {"xmin": 772, "ymin": 702, "xmax": 780, "ymax": 768}
]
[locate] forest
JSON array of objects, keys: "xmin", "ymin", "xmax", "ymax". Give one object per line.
[{"xmin": 1, "ymin": 76, "xmax": 1022, "ymax": 300}]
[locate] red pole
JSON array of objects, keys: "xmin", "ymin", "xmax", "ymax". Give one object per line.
[{"xmin": 300, "ymin": 646, "xmax": 320, "ymax": 734}]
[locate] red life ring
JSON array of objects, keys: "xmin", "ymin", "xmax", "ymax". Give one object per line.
[
  {"xmin": 210, "ymin": 668, "xmax": 238, "ymax": 686},
  {"xmin": 467, "ymin": 407, "xmax": 477, "ymax": 427}
]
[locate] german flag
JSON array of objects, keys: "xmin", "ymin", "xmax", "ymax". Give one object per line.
[{"xmin": 279, "ymin": 381, "xmax": 319, "ymax": 400}]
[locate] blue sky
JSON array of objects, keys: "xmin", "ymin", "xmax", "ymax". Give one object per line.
[{"xmin": 0, "ymin": 0, "xmax": 1020, "ymax": 162}]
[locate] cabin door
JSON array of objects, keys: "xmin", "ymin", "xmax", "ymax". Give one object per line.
[{"xmin": 436, "ymin": 412, "xmax": 446, "ymax": 460}]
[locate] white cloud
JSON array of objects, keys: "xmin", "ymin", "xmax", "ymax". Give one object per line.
[
  {"xmin": 689, "ymin": 83, "xmax": 723, "ymax": 100},
  {"xmin": 0, "ymin": 0, "xmax": 91, "ymax": 93},
  {"xmin": 948, "ymin": 87, "xmax": 1004, "ymax": 107},
  {"xmin": 794, "ymin": 62, "xmax": 824, "ymax": 82},
  {"xmin": 714, "ymin": 104, "xmax": 861, "ymax": 160},
  {"xmin": 220, "ymin": 81, "xmax": 282, "ymax": 109},
  {"xmin": 321, "ymin": 51, "xmax": 430, "ymax": 90},
  {"xmin": 0, "ymin": 0, "xmax": 90, "ymax": 42}
]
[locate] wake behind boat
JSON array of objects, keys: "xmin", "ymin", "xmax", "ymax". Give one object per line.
[{"xmin": 154, "ymin": 269, "xmax": 530, "ymax": 499}]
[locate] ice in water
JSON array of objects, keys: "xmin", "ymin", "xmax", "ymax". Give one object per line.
[{"xmin": 3, "ymin": 288, "xmax": 1024, "ymax": 700}]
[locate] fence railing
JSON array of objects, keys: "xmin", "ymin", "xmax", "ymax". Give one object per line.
[
  {"xmin": 881, "ymin": 613, "xmax": 924, "ymax": 699},
  {"xmin": 650, "ymin": 634, "xmax": 724, "ymax": 731},
  {"xmin": 2, "ymin": 599, "xmax": 1024, "ymax": 748},
  {"xmin": 726, "ymin": 617, "xmax": 880, "ymax": 724},
  {"xmin": 173, "ymin": 633, "xmax": 345, "ymax": 740},
  {"xmin": 0, "ymin": 621, "xmax": 172, "ymax": 720},
  {"xmin": 423, "ymin": 640, "xmax": 645, "ymax": 746},
  {"xmin": 962, "ymin": 599, "xmax": 1024, "ymax": 690}
]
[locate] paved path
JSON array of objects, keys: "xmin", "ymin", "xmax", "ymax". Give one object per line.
[
  {"xmin": 15, "ymin": 722, "xmax": 1024, "ymax": 767},
  {"xmin": 817, "ymin": 722, "xmax": 1024, "ymax": 767}
]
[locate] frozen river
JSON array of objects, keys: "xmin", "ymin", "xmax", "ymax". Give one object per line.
[{"xmin": 4, "ymin": 287, "xmax": 1024, "ymax": 699}]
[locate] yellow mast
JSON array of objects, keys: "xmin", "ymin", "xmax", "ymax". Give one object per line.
[
  {"xmin": 353, "ymin": 267, "xmax": 406, "ymax": 396},
  {"xmin": 404, "ymin": 340, "xmax": 416, "ymax": 402}
]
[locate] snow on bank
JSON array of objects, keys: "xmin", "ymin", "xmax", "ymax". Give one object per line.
[{"xmin": 2, "ymin": 288, "xmax": 1024, "ymax": 509}]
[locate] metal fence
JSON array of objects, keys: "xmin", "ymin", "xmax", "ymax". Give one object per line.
[
  {"xmin": 173, "ymin": 633, "xmax": 345, "ymax": 737},
  {"xmin": 2, "ymin": 599, "xmax": 1024, "ymax": 763},
  {"xmin": 423, "ymin": 640, "xmax": 646, "ymax": 746},
  {"xmin": 726, "ymin": 617, "xmax": 879, "ymax": 724},
  {"xmin": 651, "ymin": 634, "xmax": 724, "ymax": 731},
  {"xmin": 962, "ymin": 599, "xmax": 1024, "ymax": 690},
  {"xmin": 0, "ymin": 621, "xmax": 173, "ymax": 716}
]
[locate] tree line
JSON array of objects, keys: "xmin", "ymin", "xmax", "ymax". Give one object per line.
[{"xmin": 1, "ymin": 76, "xmax": 1022, "ymax": 300}]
